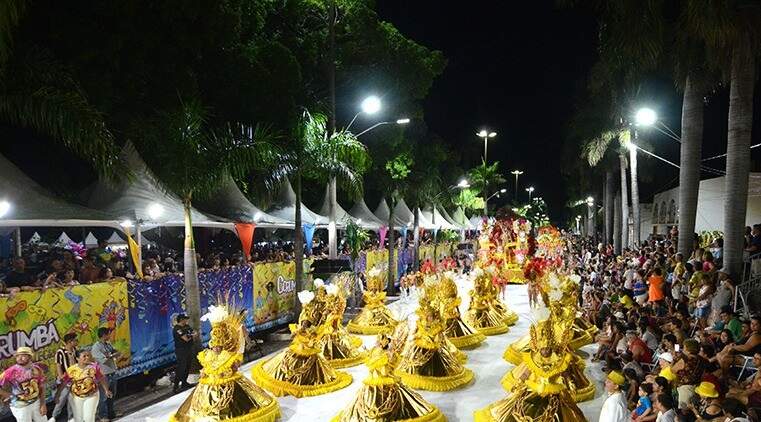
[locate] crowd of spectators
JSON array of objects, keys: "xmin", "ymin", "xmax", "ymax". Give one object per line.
[{"xmin": 578, "ymin": 226, "xmax": 761, "ymax": 421}]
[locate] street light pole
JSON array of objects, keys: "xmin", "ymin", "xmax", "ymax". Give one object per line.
[
  {"xmin": 477, "ymin": 129, "xmax": 497, "ymax": 163},
  {"xmin": 511, "ymin": 170, "xmax": 523, "ymax": 201},
  {"xmin": 526, "ymin": 186, "xmax": 535, "ymax": 202}
]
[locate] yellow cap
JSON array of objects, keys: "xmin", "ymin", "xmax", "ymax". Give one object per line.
[
  {"xmin": 607, "ymin": 370, "xmax": 625, "ymax": 386},
  {"xmin": 620, "ymin": 295, "xmax": 634, "ymax": 308}
]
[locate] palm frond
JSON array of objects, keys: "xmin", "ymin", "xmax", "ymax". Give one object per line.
[
  {"xmin": 583, "ymin": 130, "xmax": 619, "ymax": 166},
  {"xmin": 0, "ymin": 0, "xmax": 26, "ymax": 64}
]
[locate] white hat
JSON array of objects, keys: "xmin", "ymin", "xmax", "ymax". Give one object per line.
[
  {"xmin": 614, "ymin": 311, "xmax": 626, "ymax": 319},
  {"xmin": 659, "ymin": 352, "xmax": 674, "ymax": 363}
]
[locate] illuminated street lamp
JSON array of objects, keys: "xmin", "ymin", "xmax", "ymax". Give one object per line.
[
  {"xmin": 511, "ymin": 170, "xmax": 523, "ymax": 200},
  {"xmin": 525, "ymin": 186, "xmax": 535, "ymax": 201},
  {"xmin": 457, "ymin": 179, "xmax": 470, "ymax": 188},
  {"xmin": 635, "ymin": 108, "xmax": 657, "ymax": 126},
  {"xmin": 477, "ymin": 129, "xmax": 497, "ymax": 162},
  {"xmin": 347, "ymin": 95, "xmax": 382, "ymax": 130},
  {"xmin": 487, "ymin": 188, "xmax": 507, "ymax": 202},
  {"xmin": 355, "ymin": 117, "xmax": 410, "ymax": 137},
  {"xmin": 147, "ymin": 203, "xmax": 164, "ymax": 220}
]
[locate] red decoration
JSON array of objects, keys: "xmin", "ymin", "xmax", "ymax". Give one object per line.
[{"xmin": 234, "ymin": 222, "xmax": 256, "ymax": 262}]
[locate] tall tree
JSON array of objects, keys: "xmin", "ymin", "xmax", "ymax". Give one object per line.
[
  {"xmin": 468, "ymin": 160, "xmax": 506, "ymax": 216},
  {"xmin": 137, "ymin": 98, "xmax": 276, "ymax": 341}
]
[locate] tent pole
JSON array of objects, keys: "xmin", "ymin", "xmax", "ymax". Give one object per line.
[{"xmin": 14, "ymin": 228, "xmax": 21, "ymax": 257}]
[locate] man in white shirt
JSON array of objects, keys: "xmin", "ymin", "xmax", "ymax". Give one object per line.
[
  {"xmin": 599, "ymin": 371, "xmax": 630, "ymax": 422},
  {"xmin": 654, "ymin": 392, "xmax": 677, "ymax": 422}
]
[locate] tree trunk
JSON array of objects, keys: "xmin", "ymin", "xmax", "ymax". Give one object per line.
[
  {"xmin": 413, "ymin": 210, "xmax": 420, "ymax": 271},
  {"xmin": 182, "ymin": 198, "xmax": 202, "ymax": 353},
  {"xmin": 619, "ymin": 153, "xmax": 630, "ymax": 250},
  {"xmin": 483, "ymin": 185, "xmax": 489, "ymax": 217},
  {"xmin": 678, "ymin": 75, "xmax": 704, "ymax": 258},
  {"xmin": 587, "ymin": 203, "xmax": 594, "ymax": 240},
  {"xmin": 629, "ymin": 138, "xmax": 640, "ymax": 248},
  {"xmin": 605, "ymin": 170, "xmax": 615, "ymax": 245},
  {"xmin": 387, "ymin": 199, "xmax": 395, "ymax": 296},
  {"xmin": 328, "ymin": 177, "xmax": 337, "ymax": 259},
  {"xmin": 614, "ymin": 190, "xmax": 622, "ymax": 254},
  {"xmin": 723, "ymin": 35, "xmax": 755, "ymax": 279},
  {"xmin": 294, "ymin": 171, "xmax": 304, "ymax": 316}
]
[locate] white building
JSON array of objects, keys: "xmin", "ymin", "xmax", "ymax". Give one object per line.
[{"xmin": 650, "ymin": 173, "xmax": 761, "ymax": 236}]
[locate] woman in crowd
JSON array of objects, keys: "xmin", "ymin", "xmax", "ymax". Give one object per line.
[
  {"xmin": 54, "ymin": 350, "xmax": 113, "ymax": 422},
  {"xmin": 717, "ymin": 316, "xmax": 761, "ymax": 378}
]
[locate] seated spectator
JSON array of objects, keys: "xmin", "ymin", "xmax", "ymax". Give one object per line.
[
  {"xmin": 671, "ymin": 339, "xmax": 706, "ymax": 410},
  {"xmin": 59, "ymin": 269, "xmax": 79, "ymax": 286},
  {"xmin": 631, "ymin": 382, "xmax": 653, "ymax": 421},
  {"xmin": 686, "ymin": 381, "xmax": 722, "ymax": 421},
  {"xmin": 652, "ymin": 393, "xmax": 677, "ymax": 422},
  {"xmin": 626, "ymin": 330, "xmax": 653, "ymax": 364},
  {"xmin": 4, "ymin": 257, "xmax": 35, "ymax": 291},
  {"xmin": 79, "ymin": 256, "xmax": 100, "ymax": 284},
  {"xmin": 717, "ymin": 316, "xmax": 761, "ymax": 378},
  {"xmin": 711, "ymin": 306, "xmax": 742, "ymax": 342},
  {"xmin": 727, "ymin": 352, "xmax": 761, "ymax": 407}
]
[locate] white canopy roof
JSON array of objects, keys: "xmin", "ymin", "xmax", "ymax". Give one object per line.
[
  {"xmin": 393, "ymin": 199, "xmax": 415, "ymax": 227},
  {"xmin": 439, "ymin": 206, "xmax": 466, "ymax": 230},
  {"xmin": 0, "ymin": 153, "xmax": 121, "ymax": 228},
  {"xmin": 266, "ymin": 178, "xmax": 328, "ymax": 226},
  {"xmin": 421, "ymin": 206, "xmax": 460, "ymax": 230},
  {"xmin": 84, "ymin": 232, "xmax": 98, "ymax": 247},
  {"xmin": 86, "ymin": 143, "xmax": 231, "ymax": 230},
  {"xmin": 195, "ymin": 175, "xmax": 291, "ymax": 228},
  {"xmin": 317, "ymin": 184, "xmax": 358, "ymax": 228},
  {"xmin": 53, "ymin": 232, "xmax": 74, "ymax": 247},
  {"xmin": 106, "ymin": 231, "xmax": 126, "ymax": 245},
  {"xmin": 452, "ymin": 207, "xmax": 475, "ymax": 229},
  {"xmin": 348, "ymin": 198, "xmax": 385, "ymax": 230}
]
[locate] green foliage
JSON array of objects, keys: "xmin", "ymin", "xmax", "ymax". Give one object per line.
[
  {"xmin": 437, "ymin": 230, "xmax": 460, "ymax": 243},
  {"xmin": 453, "ymin": 188, "xmax": 484, "ymax": 211},
  {"xmin": 0, "ymin": 0, "xmax": 25, "ymax": 64},
  {"xmin": 385, "ymin": 152, "xmax": 413, "ymax": 180},
  {"xmin": 344, "ymin": 219, "xmax": 369, "ymax": 262},
  {"xmin": 135, "ymin": 97, "xmax": 278, "ymax": 202},
  {"xmin": 468, "ymin": 160, "xmax": 506, "ymax": 195},
  {"xmin": 516, "ymin": 197, "xmax": 550, "ymax": 227}
]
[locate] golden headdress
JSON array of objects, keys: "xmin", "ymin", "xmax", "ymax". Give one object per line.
[
  {"xmin": 202, "ymin": 304, "xmax": 245, "ymax": 353},
  {"xmin": 366, "ymin": 266, "xmax": 385, "ymax": 291}
]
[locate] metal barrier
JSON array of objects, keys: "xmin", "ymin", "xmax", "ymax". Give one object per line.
[{"xmin": 735, "ymin": 275, "xmax": 761, "ymax": 318}]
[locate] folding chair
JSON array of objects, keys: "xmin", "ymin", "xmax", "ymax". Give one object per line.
[{"xmin": 736, "ymin": 355, "xmax": 758, "ymax": 382}]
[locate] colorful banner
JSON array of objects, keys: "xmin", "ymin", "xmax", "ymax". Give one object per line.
[
  {"xmin": 127, "ymin": 275, "xmax": 185, "ymax": 375},
  {"xmin": 199, "ymin": 266, "xmax": 255, "ymax": 342},
  {"xmin": 0, "ymin": 282, "xmax": 131, "ymax": 398},
  {"xmin": 253, "ymin": 262, "xmax": 297, "ymax": 330}
]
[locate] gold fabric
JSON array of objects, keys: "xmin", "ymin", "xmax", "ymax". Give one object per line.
[
  {"xmin": 501, "ymin": 353, "xmax": 595, "ymax": 402},
  {"xmin": 251, "ymin": 324, "xmax": 352, "ymax": 397},
  {"xmin": 321, "ymin": 292, "xmax": 366, "ymax": 368},
  {"xmin": 347, "ymin": 291, "xmax": 398, "ymax": 335},
  {"xmin": 332, "ymin": 346, "xmax": 446, "ymax": 422},
  {"xmin": 171, "ymin": 349, "xmax": 280, "ymax": 422},
  {"xmin": 66, "ymin": 365, "xmax": 99, "ymax": 398},
  {"xmin": 473, "ymin": 385, "xmax": 586, "ymax": 422}
]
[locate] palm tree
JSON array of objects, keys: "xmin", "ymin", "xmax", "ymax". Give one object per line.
[
  {"xmin": 468, "ymin": 160, "xmax": 506, "ymax": 215},
  {"xmin": 406, "ymin": 167, "xmax": 443, "ymax": 271},
  {"xmin": 268, "ymin": 110, "xmax": 369, "ymax": 305},
  {"xmin": 136, "ymin": 98, "xmax": 277, "ymax": 342},
  {"xmin": 0, "ymin": 1, "xmax": 123, "ymax": 181},
  {"xmin": 384, "ymin": 152, "xmax": 413, "ymax": 292},
  {"xmin": 687, "ymin": 0, "xmax": 761, "ymax": 278}
]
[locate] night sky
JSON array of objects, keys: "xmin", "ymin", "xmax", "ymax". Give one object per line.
[{"xmin": 377, "ymin": 0, "xmax": 599, "ymax": 220}]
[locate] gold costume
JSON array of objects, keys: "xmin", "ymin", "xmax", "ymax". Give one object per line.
[
  {"xmin": 251, "ymin": 320, "xmax": 352, "ymax": 397},
  {"xmin": 438, "ymin": 275, "xmax": 485, "ymax": 350},
  {"xmin": 502, "ymin": 318, "xmax": 595, "ymax": 366},
  {"xmin": 172, "ymin": 306, "xmax": 280, "ymax": 422},
  {"xmin": 463, "ymin": 271, "xmax": 513, "ymax": 335},
  {"xmin": 474, "ymin": 312, "xmax": 586, "ymax": 422},
  {"xmin": 321, "ymin": 290, "xmax": 366, "ymax": 368},
  {"xmin": 348, "ymin": 268, "xmax": 398, "ymax": 335},
  {"xmin": 332, "ymin": 335, "xmax": 446, "ymax": 422},
  {"xmin": 395, "ymin": 299, "xmax": 473, "ymax": 391}
]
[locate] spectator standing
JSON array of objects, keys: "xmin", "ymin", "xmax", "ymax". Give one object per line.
[
  {"xmin": 79, "ymin": 257, "xmax": 99, "ymax": 285},
  {"xmin": 51, "ymin": 333, "xmax": 78, "ymax": 421},
  {"xmin": 599, "ymin": 371, "xmax": 629, "ymax": 422},
  {"xmin": 91, "ymin": 328, "xmax": 119, "ymax": 421},
  {"xmin": 172, "ymin": 314, "xmax": 196, "ymax": 393},
  {"xmin": 5, "ymin": 258, "xmax": 35, "ymax": 290},
  {"xmin": 0, "ymin": 347, "xmax": 46, "ymax": 422},
  {"xmin": 653, "ymin": 393, "xmax": 677, "ymax": 422},
  {"xmin": 55, "ymin": 350, "xmax": 112, "ymax": 422}
]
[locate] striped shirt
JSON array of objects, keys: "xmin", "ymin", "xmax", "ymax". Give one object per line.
[{"xmin": 55, "ymin": 347, "xmax": 74, "ymax": 378}]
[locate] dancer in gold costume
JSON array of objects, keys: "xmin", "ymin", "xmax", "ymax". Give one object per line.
[
  {"xmin": 251, "ymin": 291, "xmax": 352, "ymax": 397},
  {"xmin": 474, "ymin": 308, "xmax": 586, "ymax": 422},
  {"xmin": 332, "ymin": 333, "xmax": 446, "ymax": 422},
  {"xmin": 438, "ymin": 273, "xmax": 485, "ymax": 349},
  {"xmin": 171, "ymin": 305, "xmax": 280, "ymax": 422},
  {"xmin": 348, "ymin": 267, "xmax": 399, "ymax": 335},
  {"xmin": 320, "ymin": 283, "xmax": 366, "ymax": 368},
  {"xmin": 395, "ymin": 294, "xmax": 473, "ymax": 391},
  {"xmin": 463, "ymin": 268, "xmax": 513, "ymax": 335}
]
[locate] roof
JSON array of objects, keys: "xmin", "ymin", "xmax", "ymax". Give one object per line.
[
  {"xmin": 0, "ymin": 153, "xmax": 120, "ymax": 228},
  {"xmin": 317, "ymin": 184, "xmax": 358, "ymax": 227},
  {"xmin": 266, "ymin": 177, "xmax": 328, "ymax": 226},
  {"xmin": 194, "ymin": 175, "xmax": 291, "ymax": 228},
  {"xmin": 421, "ymin": 206, "xmax": 460, "ymax": 230},
  {"xmin": 86, "ymin": 143, "xmax": 230, "ymax": 230},
  {"xmin": 348, "ymin": 197, "xmax": 385, "ymax": 229}
]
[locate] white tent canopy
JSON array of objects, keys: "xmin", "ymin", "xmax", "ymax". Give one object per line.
[
  {"xmin": 195, "ymin": 175, "xmax": 291, "ymax": 228},
  {"xmin": 415, "ymin": 207, "xmax": 435, "ymax": 230},
  {"xmin": 317, "ymin": 184, "xmax": 358, "ymax": 228},
  {"xmin": 0, "ymin": 153, "xmax": 120, "ymax": 228},
  {"xmin": 107, "ymin": 231, "xmax": 126, "ymax": 245},
  {"xmin": 84, "ymin": 232, "xmax": 99, "ymax": 247},
  {"xmin": 348, "ymin": 198, "xmax": 385, "ymax": 230},
  {"xmin": 452, "ymin": 207, "xmax": 475, "ymax": 229},
  {"xmin": 439, "ymin": 207, "xmax": 466, "ymax": 229},
  {"xmin": 53, "ymin": 232, "xmax": 74, "ymax": 247},
  {"xmin": 86, "ymin": 143, "xmax": 230, "ymax": 231},
  {"xmin": 418, "ymin": 206, "xmax": 460, "ymax": 230},
  {"xmin": 266, "ymin": 178, "xmax": 328, "ymax": 226}
]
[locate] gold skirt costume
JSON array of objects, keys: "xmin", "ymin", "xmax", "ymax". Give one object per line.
[
  {"xmin": 251, "ymin": 324, "xmax": 352, "ymax": 397},
  {"xmin": 464, "ymin": 298, "xmax": 510, "ymax": 336},
  {"xmin": 394, "ymin": 315, "xmax": 473, "ymax": 391},
  {"xmin": 500, "ymin": 353, "xmax": 595, "ymax": 402},
  {"xmin": 172, "ymin": 350, "xmax": 279, "ymax": 422},
  {"xmin": 347, "ymin": 290, "xmax": 399, "ymax": 335},
  {"xmin": 321, "ymin": 329, "xmax": 367, "ymax": 369},
  {"xmin": 502, "ymin": 316, "xmax": 597, "ymax": 365},
  {"xmin": 332, "ymin": 341, "xmax": 446, "ymax": 422},
  {"xmin": 490, "ymin": 299, "xmax": 519, "ymax": 327},
  {"xmin": 441, "ymin": 297, "xmax": 485, "ymax": 350},
  {"xmin": 475, "ymin": 352, "xmax": 585, "ymax": 422}
]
